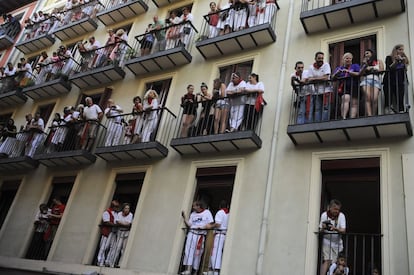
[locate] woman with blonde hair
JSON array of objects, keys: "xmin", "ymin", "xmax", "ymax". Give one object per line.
[
  {"xmin": 141, "ymin": 89, "xmax": 159, "ymax": 142},
  {"xmin": 383, "ymin": 44, "xmax": 410, "ymax": 113},
  {"xmin": 332, "ymin": 52, "xmax": 360, "ymax": 119}
]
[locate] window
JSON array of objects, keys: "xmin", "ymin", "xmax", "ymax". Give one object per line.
[
  {"xmin": 145, "ymin": 78, "xmax": 172, "ymax": 108},
  {"xmin": 25, "ymin": 176, "xmax": 75, "ymax": 260},
  {"xmin": 36, "ymin": 102, "xmax": 56, "ymax": 124},
  {"xmin": 92, "ymin": 172, "xmax": 145, "ymax": 266},
  {"xmin": 329, "ymin": 35, "xmax": 376, "ymax": 71},
  {"xmin": 0, "ymin": 112, "xmax": 13, "ymax": 126},
  {"xmin": 0, "ymin": 180, "xmax": 20, "ymax": 230},
  {"xmin": 318, "ymin": 158, "xmax": 381, "ymax": 275},
  {"xmin": 179, "ymin": 166, "xmax": 235, "ymax": 274},
  {"xmin": 219, "ymin": 60, "xmax": 253, "ymax": 85},
  {"xmin": 78, "ymin": 87, "xmax": 112, "ymax": 110}
]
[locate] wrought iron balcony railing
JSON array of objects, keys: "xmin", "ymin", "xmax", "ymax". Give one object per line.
[
  {"xmin": 196, "ymin": 2, "xmax": 279, "ymax": 59},
  {"xmin": 287, "ymin": 70, "xmax": 412, "ymax": 144}
]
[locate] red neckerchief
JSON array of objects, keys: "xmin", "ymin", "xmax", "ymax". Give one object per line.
[
  {"xmin": 233, "ymin": 78, "xmax": 242, "ymax": 85},
  {"xmin": 221, "ymin": 207, "xmax": 229, "ymax": 214},
  {"xmin": 148, "ymin": 97, "xmax": 153, "ymax": 104}
]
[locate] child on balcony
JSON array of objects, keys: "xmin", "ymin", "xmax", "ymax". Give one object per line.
[{"xmin": 328, "ymin": 252, "xmax": 349, "ymax": 275}]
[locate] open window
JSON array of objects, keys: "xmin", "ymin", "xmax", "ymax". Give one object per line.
[
  {"xmin": 318, "ymin": 158, "xmax": 381, "ymax": 275},
  {"xmin": 0, "ymin": 180, "xmax": 20, "ymax": 230},
  {"xmin": 25, "ymin": 176, "xmax": 75, "ymax": 260},
  {"xmin": 92, "ymin": 172, "xmax": 145, "ymax": 266},
  {"xmin": 179, "ymin": 166, "xmax": 235, "ymax": 274}
]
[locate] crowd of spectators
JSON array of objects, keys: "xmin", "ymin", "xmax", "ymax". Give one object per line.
[
  {"xmin": 291, "ymin": 44, "xmax": 410, "ymax": 124},
  {"xmin": 180, "ymin": 73, "xmax": 265, "ymax": 138},
  {"xmin": 205, "ymin": 0, "xmax": 277, "ymax": 39}
]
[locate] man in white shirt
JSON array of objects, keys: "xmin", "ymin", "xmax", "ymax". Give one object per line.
[
  {"xmin": 181, "ymin": 201, "xmax": 214, "ymax": 275},
  {"xmin": 226, "ymin": 72, "xmax": 247, "ymax": 132},
  {"xmin": 88, "ymin": 36, "xmax": 105, "ymax": 68},
  {"xmin": 304, "ymin": 51, "xmax": 332, "ymax": 122},
  {"xmin": 319, "ymin": 199, "xmax": 346, "ymax": 275},
  {"xmin": 25, "ymin": 112, "xmax": 45, "ymax": 157},
  {"xmin": 104, "ymin": 99, "xmax": 124, "ymax": 146},
  {"xmin": 82, "ymin": 97, "xmax": 103, "ymax": 150}
]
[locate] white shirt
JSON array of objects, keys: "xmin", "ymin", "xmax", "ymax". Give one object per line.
[
  {"xmin": 226, "ymin": 80, "xmax": 247, "ymax": 105},
  {"xmin": 83, "ymin": 104, "xmax": 103, "ymax": 120},
  {"xmin": 307, "ymin": 63, "xmax": 331, "ymax": 94},
  {"xmin": 214, "ymin": 209, "xmax": 229, "ymax": 231},
  {"xmin": 105, "ymin": 105, "xmax": 123, "ymax": 123},
  {"xmin": 4, "ymin": 66, "xmax": 16, "ymax": 76},
  {"xmin": 319, "ymin": 211, "xmax": 346, "ymax": 245},
  {"xmin": 188, "ymin": 209, "xmax": 214, "ymax": 234},
  {"xmin": 245, "ymin": 81, "xmax": 264, "ymax": 105}
]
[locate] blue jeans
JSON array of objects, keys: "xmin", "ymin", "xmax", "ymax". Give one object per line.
[
  {"xmin": 313, "ymin": 94, "xmax": 331, "ymax": 122},
  {"xmin": 297, "ymin": 95, "xmax": 310, "ymax": 124}
]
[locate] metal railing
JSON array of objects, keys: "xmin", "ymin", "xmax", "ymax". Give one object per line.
[
  {"xmin": 99, "ymin": 0, "xmax": 149, "ymax": 10},
  {"xmin": 197, "ymin": 2, "xmax": 279, "ymax": 41},
  {"xmin": 317, "ymin": 232, "xmax": 382, "ymax": 275},
  {"xmin": 96, "ymin": 107, "xmax": 177, "ymax": 147},
  {"xmin": 289, "ymin": 70, "xmax": 409, "ymax": 125},
  {"xmin": 29, "ymin": 56, "xmax": 77, "ymax": 85},
  {"xmin": 19, "ymin": 16, "xmax": 58, "ymax": 42},
  {"xmin": 179, "ymin": 228, "xmax": 228, "ymax": 275},
  {"xmin": 302, "ymin": 0, "xmax": 351, "ymax": 12},
  {"xmin": 58, "ymin": 0, "xmax": 103, "ymax": 28},
  {"xmin": 173, "ymin": 92, "xmax": 264, "ymax": 139},
  {"xmin": 0, "ymin": 130, "xmax": 47, "ymax": 158},
  {"xmin": 94, "ymin": 223, "xmax": 132, "ymax": 267},
  {"xmin": 38, "ymin": 120, "xmax": 106, "ymax": 154},
  {"xmin": 129, "ymin": 20, "xmax": 198, "ymax": 58},
  {"xmin": 71, "ymin": 41, "xmax": 132, "ymax": 73},
  {"xmin": 0, "ymin": 20, "xmax": 21, "ymax": 40}
]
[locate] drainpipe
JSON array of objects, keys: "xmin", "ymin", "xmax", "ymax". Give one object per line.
[{"xmin": 255, "ymin": 0, "xmax": 295, "ymax": 274}]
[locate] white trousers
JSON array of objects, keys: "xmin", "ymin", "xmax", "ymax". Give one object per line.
[
  {"xmin": 229, "ymin": 104, "xmax": 245, "ymax": 130},
  {"xmin": 183, "ymin": 231, "xmax": 205, "ymax": 270},
  {"xmin": 97, "ymin": 232, "xmax": 116, "ymax": 265},
  {"xmin": 105, "ymin": 121, "xmax": 123, "ymax": 146},
  {"xmin": 210, "ymin": 233, "xmax": 226, "ymax": 270}
]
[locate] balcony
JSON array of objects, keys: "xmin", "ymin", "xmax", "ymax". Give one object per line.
[
  {"xmin": 0, "ymin": 131, "xmax": 45, "ymax": 173},
  {"xmin": 69, "ymin": 42, "xmax": 128, "ymax": 90},
  {"xmin": 150, "ymin": 0, "xmax": 181, "ymax": 8},
  {"xmin": 287, "ymin": 71, "xmax": 412, "ymax": 145},
  {"xmin": 300, "ymin": 0, "xmax": 405, "ymax": 34},
  {"xmin": 22, "ymin": 58, "xmax": 73, "ymax": 100},
  {"xmin": 195, "ymin": 4, "xmax": 279, "ymax": 59},
  {"xmin": 0, "ymin": 21, "xmax": 21, "ymax": 50},
  {"xmin": 317, "ymin": 232, "xmax": 382, "ymax": 275},
  {"xmin": 179, "ymin": 228, "xmax": 227, "ymax": 275},
  {"xmin": 51, "ymin": 0, "xmax": 102, "ymax": 41},
  {"xmin": 35, "ymin": 121, "xmax": 101, "ymax": 167},
  {"xmin": 125, "ymin": 21, "xmax": 196, "ymax": 75},
  {"xmin": 15, "ymin": 17, "xmax": 57, "ymax": 54},
  {"xmin": 0, "ymin": 74, "xmax": 28, "ymax": 108},
  {"xmin": 97, "ymin": 0, "xmax": 149, "ymax": 26},
  {"xmin": 95, "ymin": 108, "xmax": 176, "ymax": 162},
  {"xmin": 170, "ymin": 93, "xmax": 263, "ymax": 155}
]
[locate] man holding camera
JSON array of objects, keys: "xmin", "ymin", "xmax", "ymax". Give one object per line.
[{"xmin": 319, "ymin": 199, "xmax": 346, "ymax": 275}]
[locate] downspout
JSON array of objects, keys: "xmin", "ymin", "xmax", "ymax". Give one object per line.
[{"xmin": 255, "ymin": 0, "xmax": 296, "ymax": 274}]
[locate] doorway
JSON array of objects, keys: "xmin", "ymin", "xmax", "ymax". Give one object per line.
[{"xmin": 319, "ymin": 158, "xmax": 381, "ymax": 275}]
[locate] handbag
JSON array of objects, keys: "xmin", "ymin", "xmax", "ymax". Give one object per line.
[{"xmin": 255, "ymin": 93, "xmax": 265, "ymax": 112}]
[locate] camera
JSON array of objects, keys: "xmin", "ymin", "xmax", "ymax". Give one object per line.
[{"xmin": 323, "ymin": 220, "xmax": 333, "ymax": 231}]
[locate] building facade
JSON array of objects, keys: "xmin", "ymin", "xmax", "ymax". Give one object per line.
[{"xmin": 0, "ymin": 0, "xmax": 413, "ymax": 274}]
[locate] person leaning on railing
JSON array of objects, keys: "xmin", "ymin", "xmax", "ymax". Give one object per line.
[
  {"xmin": 383, "ymin": 44, "xmax": 410, "ymax": 114},
  {"xmin": 319, "ymin": 199, "xmax": 346, "ymax": 275},
  {"xmin": 332, "ymin": 52, "xmax": 361, "ymax": 119},
  {"xmin": 359, "ymin": 49, "xmax": 384, "ymax": 117},
  {"xmin": 181, "ymin": 201, "xmax": 214, "ymax": 275}
]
